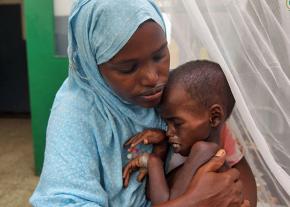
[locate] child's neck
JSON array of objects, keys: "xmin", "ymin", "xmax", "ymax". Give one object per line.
[{"xmin": 207, "ymin": 124, "xmax": 224, "ymax": 147}]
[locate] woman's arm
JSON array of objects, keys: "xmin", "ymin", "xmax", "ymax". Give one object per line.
[
  {"xmin": 153, "ymin": 149, "xmax": 248, "ymax": 207},
  {"xmin": 233, "ymin": 157, "xmax": 257, "ymax": 207},
  {"xmin": 123, "ymin": 147, "xmax": 248, "ymax": 207},
  {"xmin": 30, "ymin": 106, "xmax": 108, "ymax": 207},
  {"xmin": 167, "ymin": 142, "xmax": 219, "ymax": 199}
]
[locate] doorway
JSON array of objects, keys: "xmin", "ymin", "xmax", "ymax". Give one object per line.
[{"xmin": 0, "ymin": 3, "xmax": 29, "ymax": 114}]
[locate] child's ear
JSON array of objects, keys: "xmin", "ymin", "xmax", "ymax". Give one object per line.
[{"xmin": 209, "ymin": 104, "xmax": 224, "ymax": 128}]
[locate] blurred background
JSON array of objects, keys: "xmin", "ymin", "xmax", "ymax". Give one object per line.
[
  {"xmin": 0, "ymin": 0, "xmax": 68, "ymax": 206},
  {"xmin": 0, "ymin": 0, "xmax": 37, "ymax": 206}
]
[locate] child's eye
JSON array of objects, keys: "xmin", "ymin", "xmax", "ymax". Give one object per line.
[
  {"xmin": 173, "ymin": 120, "xmax": 183, "ymax": 127},
  {"xmin": 174, "ymin": 123, "xmax": 182, "ymax": 127}
]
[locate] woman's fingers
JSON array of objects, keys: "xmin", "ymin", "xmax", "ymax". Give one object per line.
[
  {"xmin": 221, "ymin": 168, "xmax": 241, "ymax": 183},
  {"xmin": 197, "ymin": 149, "xmax": 227, "ymax": 174},
  {"xmin": 241, "ymin": 200, "xmax": 251, "ymax": 207}
]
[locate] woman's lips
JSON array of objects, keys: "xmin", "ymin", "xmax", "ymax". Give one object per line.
[
  {"xmin": 139, "ymin": 84, "xmax": 165, "ymax": 101},
  {"xmin": 140, "ymin": 90, "xmax": 163, "ymax": 101}
]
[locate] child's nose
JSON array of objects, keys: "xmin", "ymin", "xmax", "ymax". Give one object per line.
[{"xmin": 166, "ymin": 123, "xmax": 175, "ymax": 137}]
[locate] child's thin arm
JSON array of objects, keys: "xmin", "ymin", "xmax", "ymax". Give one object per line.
[
  {"xmin": 232, "ymin": 157, "xmax": 257, "ymax": 207},
  {"xmin": 122, "ymin": 153, "xmax": 170, "ymax": 204},
  {"xmin": 147, "ymin": 154, "xmax": 170, "ymax": 204},
  {"xmin": 152, "ymin": 139, "xmax": 168, "ymax": 161}
]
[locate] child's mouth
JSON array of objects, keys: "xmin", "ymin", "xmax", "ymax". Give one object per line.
[
  {"xmin": 171, "ymin": 143, "xmax": 181, "ymax": 153},
  {"xmin": 169, "ymin": 136, "xmax": 181, "ymax": 152}
]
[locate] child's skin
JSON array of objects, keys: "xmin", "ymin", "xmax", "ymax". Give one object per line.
[{"xmin": 123, "ymin": 62, "xmax": 257, "ymax": 207}]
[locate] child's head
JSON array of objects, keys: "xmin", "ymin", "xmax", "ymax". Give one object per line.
[{"xmin": 160, "ymin": 60, "xmax": 235, "ymax": 156}]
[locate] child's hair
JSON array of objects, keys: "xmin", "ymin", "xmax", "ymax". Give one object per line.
[{"xmin": 167, "ymin": 60, "xmax": 235, "ymax": 119}]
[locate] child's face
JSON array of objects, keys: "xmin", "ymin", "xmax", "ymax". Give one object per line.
[{"xmin": 160, "ymin": 84, "xmax": 212, "ymax": 156}]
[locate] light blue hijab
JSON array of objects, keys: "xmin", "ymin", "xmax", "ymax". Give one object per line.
[{"xmin": 30, "ymin": 0, "xmax": 166, "ymax": 206}]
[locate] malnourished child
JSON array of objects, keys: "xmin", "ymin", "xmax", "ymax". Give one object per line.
[{"xmin": 123, "ymin": 60, "xmax": 257, "ymax": 206}]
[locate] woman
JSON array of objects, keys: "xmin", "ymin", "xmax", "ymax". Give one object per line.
[{"xmin": 30, "ymin": 0, "xmax": 245, "ymax": 206}]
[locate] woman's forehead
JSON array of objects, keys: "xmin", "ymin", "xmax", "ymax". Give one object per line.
[
  {"xmin": 108, "ymin": 21, "xmax": 167, "ymax": 63},
  {"xmin": 81, "ymin": 0, "xmax": 166, "ymax": 64}
]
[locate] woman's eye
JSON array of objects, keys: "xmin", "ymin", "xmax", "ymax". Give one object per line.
[
  {"xmin": 153, "ymin": 53, "xmax": 165, "ymax": 62},
  {"xmin": 118, "ymin": 64, "xmax": 138, "ymax": 74}
]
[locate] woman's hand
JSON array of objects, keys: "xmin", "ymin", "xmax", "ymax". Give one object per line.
[
  {"xmin": 185, "ymin": 149, "xmax": 250, "ymax": 207},
  {"xmin": 124, "ymin": 129, "xmax": 166, "ymax": 152}
]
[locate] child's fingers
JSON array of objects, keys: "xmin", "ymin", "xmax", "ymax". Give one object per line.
[
  {"xmin": 123, "ymin": 164, "xmax": 132, "ymax": 180},
  {"xmin": 123, "ymin": 165, "xmax": 133, "ymax": 187},
  {"xmin": 124, "ymin": 130, "xmax": 166, "ymax": 150},
  {"xmin": 130, "ymin": 135, "xmax": 147, "ymax": 148},
  {"xmin": 131, "ymin": 138, "xmax": 149, "ymax": 149},
  {"xmin": 124, "ymin": 133, "xmax": 141, "ymax": 146},
  {"xmin": 123, "ymin": 173, "xmax": 130, "ymax": 187},
  {"xmin": 137, "ymin": 168, "xmax": 148, "ymax": 182},
  {"xmin": 129, "ymin": 133, "xmax": 164, "ymax": 149}
]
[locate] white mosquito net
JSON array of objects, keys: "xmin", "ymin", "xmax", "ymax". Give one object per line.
[{"xmin": 158, "ymin": 0, "xmax": 290, "ymax": 206}]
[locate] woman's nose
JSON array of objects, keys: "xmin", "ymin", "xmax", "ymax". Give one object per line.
[{"xmin": 140, "ymin": 63, "xmax": 159, "ymax": 86}]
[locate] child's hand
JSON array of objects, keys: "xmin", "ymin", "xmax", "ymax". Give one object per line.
[
  {"xmin": 124, "ymin": 129, "xmax": 166, "ymax": 152},
  {"xmin": 123, "ymin": 153, "xmax": 150, "ymax": 187}
]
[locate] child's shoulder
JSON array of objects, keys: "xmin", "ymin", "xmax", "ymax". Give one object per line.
[{"xmin": 220, "ymin": 124, "xmax": 244, "ymax": 167}]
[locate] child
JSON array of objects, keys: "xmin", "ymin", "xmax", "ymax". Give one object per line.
[{"xmin": 123, "ymin": 60, "xmax": 257, "ymax": 206}]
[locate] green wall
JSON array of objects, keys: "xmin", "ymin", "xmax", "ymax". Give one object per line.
[{"xmin": 25, "ymin": 0, "xmax": 68, "ymax": 175}]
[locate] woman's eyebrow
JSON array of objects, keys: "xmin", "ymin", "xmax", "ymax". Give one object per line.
[
  {"xmin": 105, "ymin": 59, "xmax": 136, "ymax": 68},
  {"xmin": 109, "ymin": 42, "xmax": 168, "ymax": 66},
  {"xmin": 153, "ymin": 42, "xmax": 168, "ymax": 54}
]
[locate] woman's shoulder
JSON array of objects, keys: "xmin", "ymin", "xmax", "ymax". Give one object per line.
[
  {"xmin": 51, "ymin": 79, "xmax": 104, "ymax": 116},
  {"xmin": 47, "ymin": 79, "xmax": 106, "ymax": 134},
  {"xmin": 46, "ymin": 81, "xmax": 105, "ymax": 147}
]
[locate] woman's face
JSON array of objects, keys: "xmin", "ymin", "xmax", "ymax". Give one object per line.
[{"xmin": 99, "ymin": 21, "xmax": 170, "ymax": 108}]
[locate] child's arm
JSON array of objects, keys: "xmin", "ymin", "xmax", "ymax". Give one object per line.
[
  {"xmin": 147, "ymin": 154, "xmax": 170, "ymax": 204},
  {"xmin": 122, "ymin": 153, "xmax": 170, "ymax": 204},
  {"xmin": 232, "ymin": 157, "xmax": 257, "ymax": 207}
]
